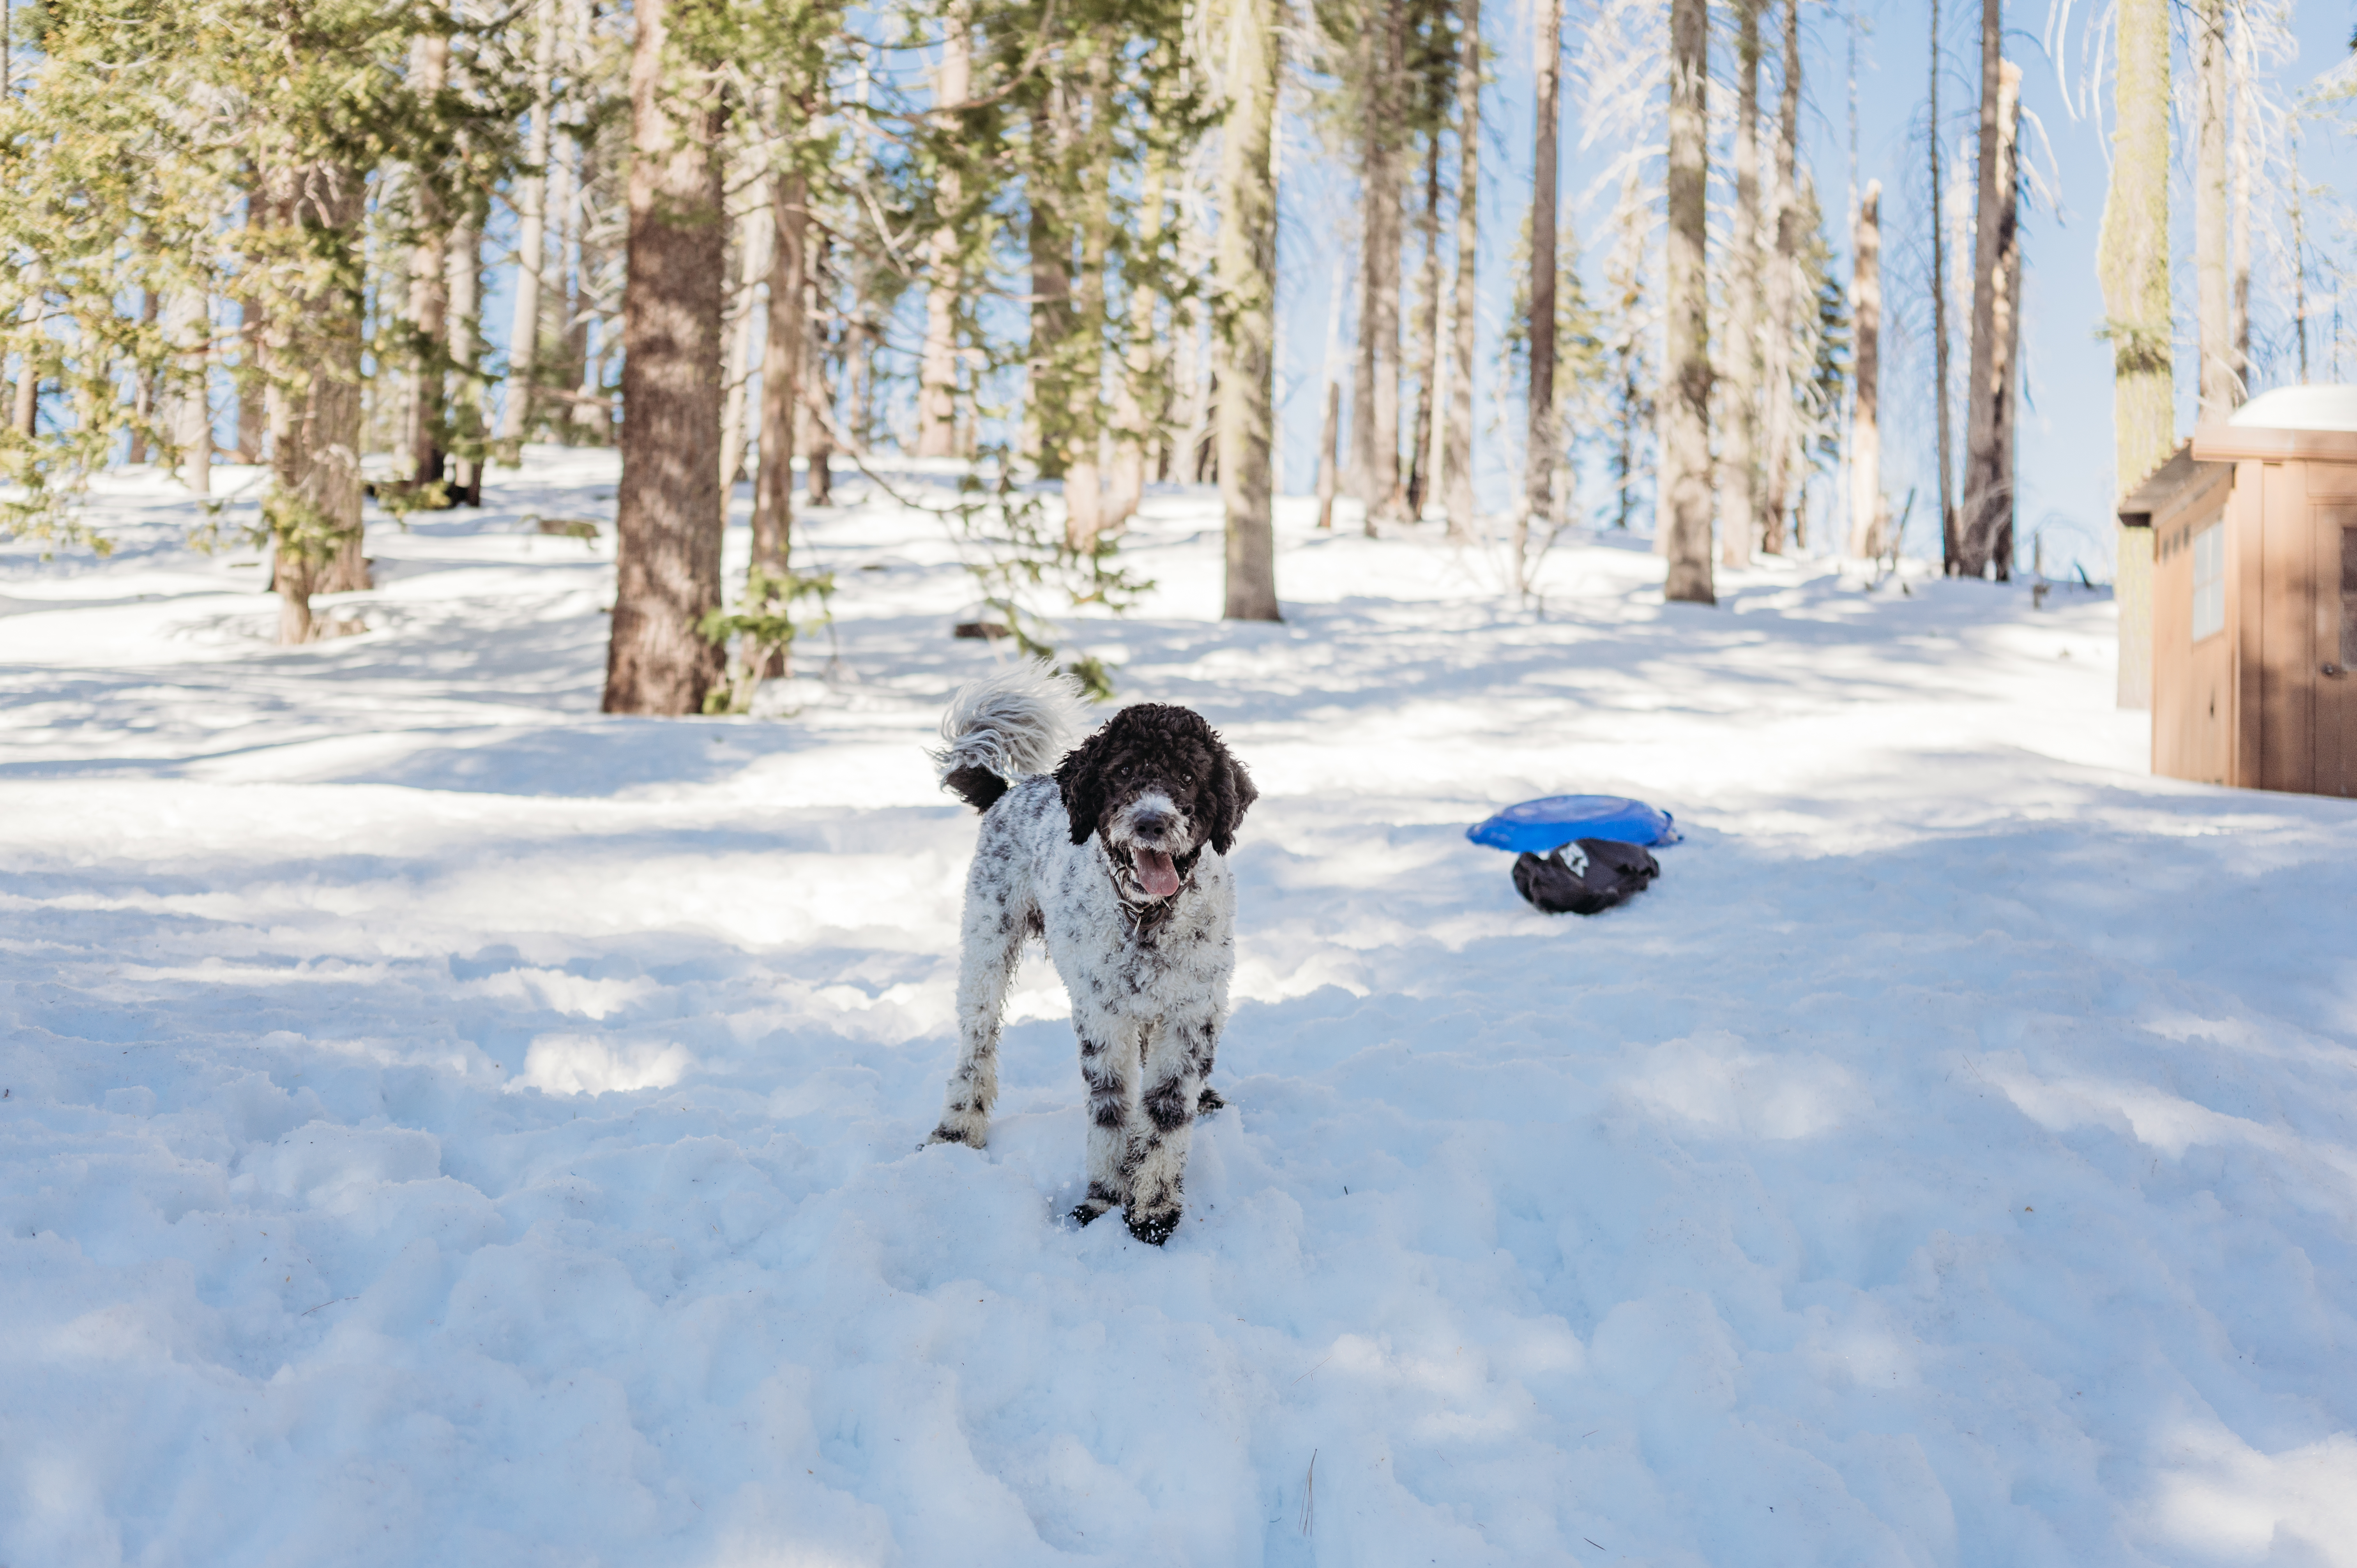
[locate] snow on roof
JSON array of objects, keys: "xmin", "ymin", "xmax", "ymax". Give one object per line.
[{"xmin": 2224, "ymin": 383, "xmax": 2357, "ymax": 431}]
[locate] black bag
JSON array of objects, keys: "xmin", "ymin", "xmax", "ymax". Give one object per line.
[{"xmin": 1512, "ymin": 838, "xmax": 1661, "ymax": 916}]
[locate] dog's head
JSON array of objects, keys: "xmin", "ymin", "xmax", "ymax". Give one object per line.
[{"xmin": 1053, "ymin": 703, "xmax": 1257, "ymax": 900}]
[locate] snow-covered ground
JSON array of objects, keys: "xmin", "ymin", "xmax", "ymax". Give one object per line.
[{"xmin": 5, "ymin": 449, "xmax": 2354, "ymax": 1567}]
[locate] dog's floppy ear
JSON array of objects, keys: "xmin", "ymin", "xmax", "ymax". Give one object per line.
[
  {"xmin": 1053, "ymin": 727, "xmax": 1110, "ymax": 846},
  {"xmin": 1203, "ymin": 738, "xmax": 1258, "ymax": 857}
]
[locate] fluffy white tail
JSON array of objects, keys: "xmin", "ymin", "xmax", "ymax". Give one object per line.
[{"xmin": 933, "ymin": 661, "xmax": 1087, "ymax": 808}]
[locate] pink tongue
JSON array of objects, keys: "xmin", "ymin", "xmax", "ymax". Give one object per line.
[{"xmin": 1134, "ymin": 848, "xmax": 1181, "ymax": 898}]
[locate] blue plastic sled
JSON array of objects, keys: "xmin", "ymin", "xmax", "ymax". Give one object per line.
[{"xmin": 1466, "ymin": 794, "xmax": 1682, "ymax": 855}]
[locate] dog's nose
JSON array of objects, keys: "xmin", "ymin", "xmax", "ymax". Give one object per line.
[{"xmin": 1131, "ymin": 805, "xmax": 1174, "ymax": 839}]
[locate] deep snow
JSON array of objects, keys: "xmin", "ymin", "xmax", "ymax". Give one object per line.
[{"xmin": 4, "ymin": 451, "xmax": 2354, "ymax": 1567}]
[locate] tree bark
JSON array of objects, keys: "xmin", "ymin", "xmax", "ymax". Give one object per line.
[
  {"xmin": 406, "ymin": 34, "xmax": 450, "ymax": 491},
  {"xmin": 442, "ymin": 218, "xmax": 483, "ymax": 510},
  {"xmin": 1315, "ymin": 379, "xmax": 1341, "ymax": 530},
  {"xmin": 1217, "ymin": 0, "xmax": 1281, "ymax": 620},
  {"xmin": 719, "ymin": 189, "xmax": 770, "ymax": 488},
  {"xmin": 1719, "ymin": 0, "xmax": 1760, "ymax": 570},
  {"xmin": 1660, "ymin": 0, "xmax": 1714, "ymax": 604},
  {"xmin": 498, "ymin": 0, "xmax": 561, "ymax": 448},
  {"xmin": 1848, "ymin": 180, "xmax": 1882, "ymax": 558},
  {"xmin": 2228, "ymin": 10, "xmax": 2251, "ymax": 387},
  {"xmin": 1760, "ymin": 0, "xmax": 1801, "ymax": 554},
  {"xmin": 1108, "ymin": 152, "xmax": 1165, "ymax": 530},
  {"xmin": 1064, "ymin": 57, "xmax": 1115, "ymax": 555},
  {"xmin": 918, "ymin": 8, "xmax": 969, "ymax": 459},
  {"xmin": 2193, "ymin": 0, "xmax": 2232, "ymax": 421},
  {"xmin": 1444, "ymin": 0, "xmax": 1479, "ymax": 541},
  {"xmin": 2098, "ymin": 0, "xmax": 2172, "ymax": 710},
  {"xmin": 1025, "ymin": 97, "xmax": 1072, "ymax": 478},
  {"xmin": 753, "ymin": 168, "xmax": 804, "ymax": 580},
  {"xmin": 261, "ymin": 162, "xmax": 367, "ymax": 645},
  {"xmin": 129, "ymin": 290, "xmax": 159, "ymax": 465},
  {"xmin": 166, "ymin": 288, "xmax": 212, "ymax": 494},
  {"xmin": 1929, "ymin": 0, "xmax": 1956, "ymax": 572},
  {"xmin": 1960, "ymin": 37, "xmax": 2021, "ymax": 579},
  {"xmin": 1405, "ymin": 135, "xmax": 1443, "ymax": 519},
  {"xmin": 1523, "ymin": 0, "xmax": 1562, "ymax": 558},
  {"xmin": 602, "ymin": 0, "xmax": 729, "ymax": 715},
  {"xmin": 803, "ymin": 235, "xmax": 834, "ymax": 507}
]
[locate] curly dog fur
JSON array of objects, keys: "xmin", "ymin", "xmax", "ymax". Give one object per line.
[{"xmin": 925, "ymin": 665, "xmax": 1257, "ymax": 1245}]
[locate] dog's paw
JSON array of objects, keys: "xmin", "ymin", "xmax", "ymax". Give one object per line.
[
  {"xmin": 1069, "ymin": 1183, "xmax": 1121, "ymax": 1227},
  {"xmin": 925, "ymin": 1115, "xmax": 988, "ymax": 1150},
  {"xmin": 1193, "ymin": 1085, "xmax": 1226, "ymax": 1119},
  {"xmin": 1124, "ymin": 1207, "xmax": 1180, "ymax": 1247}
]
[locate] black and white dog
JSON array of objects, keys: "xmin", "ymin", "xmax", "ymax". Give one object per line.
[{"xmin": 924, "ymin": 664, "xmax": 1257, "ymax": 1245}]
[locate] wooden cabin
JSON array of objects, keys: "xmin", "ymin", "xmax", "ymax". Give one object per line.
[{"xmin": 2122, "ymin": 386, "xmax": 2357, "ymax": 797}]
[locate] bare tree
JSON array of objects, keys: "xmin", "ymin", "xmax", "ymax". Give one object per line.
[
  {"xmin": 1524, "ymin": 0, "xmax": 1563, "ymax": 551},
  {"xmin": 1760, "ymin": 0, "xmax": 1801, "ymax": 554},
  {"xmin": 1960, "ymin": 44, "xmax": 2021, "ymax": 579},
  {"xmin": 1848, "ymin": 179, "xmax": 1881, "ymax": 556},
  {"xmin": 918, "ymin": 7, "xmax": 969, "ymax": 459},
  {"xmin": 2097, "ymin": 0, "xmax": 2172, "ymax": 710},
  {"xmin": 1405, "ymin": 136, "xmax": 1443, "ymax": 517},
  {"xmin": 2193, "ymin": 0, "xmax": 2234, "ymax": 420},
  {"xmin": 1929, "ymin": 0, "xmax": 1956, "ymax": 572},
  {"xmin": 602, "ymin": 0, "xmax": 729, "ymax": 714},
  {"xmin": 1660, "ymin": 0, "xmax": 1714, "ymax": 603},
  {"xmin": 1443, "ymin": 0, "xmax": 1480, "ymax": 540},
  {"xmin": 498, "ymin": 0, "xmax": 562, "ymax": 449},
  {"xmin": 1719, "ymin": 0, "xmax": 1760, "ymax": 569},
  {"xmin": 753, "ymin": 167, "xmax": 804, "ymax": 585}
]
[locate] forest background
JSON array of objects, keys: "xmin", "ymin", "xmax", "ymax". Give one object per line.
[{"xmin": 3, "ymin": 0, "xmax": 2356, "ymax": 702}]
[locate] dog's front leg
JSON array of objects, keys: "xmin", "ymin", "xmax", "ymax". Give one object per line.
[
  {"xmin": 1069, "ymin": 1006, "xmax": 1138, "ymax": 1227},
  {"xmin": 1120, "ymin": 1012, "xmax": 1213, "ymax": 1245}
]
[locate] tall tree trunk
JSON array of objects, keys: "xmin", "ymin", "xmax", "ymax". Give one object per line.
[
  {"xmin": 1444, "ymin": 0, "xmax": 1480, "ymax": 541},
  {"xmin": 1719, "ymin": 0, "xmax": 1760, "ymax": 570},
  {"xmin": 129, "ymin": 290, "xmax": 159, "ymax": 465},
  {"xmin": 406, "ymin": 34, "xmax": 450, "ymax": 491},
  {"xmin": 918, "ymin": 8, "xmax": 969, "ymax": 459},
  {"xmin": 262, "ymin": 162, "xmax": 367, "ymax": 645},
  {"xmin": 1369, "ymin": 6, "xmax": 1407, "ymax": 526},
  {"xmin": 1523, "ymin": 0, "xmax": 1562, "ymax": 568},
  {"xmin": 166, "ymin": 288, "xmax": 212, "ymax": 494},
  {"xmin": 1929, "ymin": 0, "xmax": 1956, "ymax": 573},
  {"xmin": 2098, "ymin": 0, "xmax": 2172, "ymax": 710},
  {"xmin": 753, "ymin": 168, "xmax": 804, "ymax": 582},
  {"xmin": 1108, "ymin": 153, "xmax": 1166, "ymax": 530},
  {"xmin": 1760, "ymin": 0, "xmax": 1801, "ymax": 554},
  {"xmin": 1025, "ymin": 97, "xmax": 1072, "ymax": 478},
  {"xmin": 1405, "ymin": 135, "xmax": 1443, "ymax": 519},
  {"xmin": 2228, "ymin": 9, "xmax": 2251, "ymax": 386},
  {"xmin": 804, "ymin": 233, "xmax": 834, "ymax": 506},
  {"xmin": 1960, "ymin": 29, "xmax": 2021, "ymax": 580},
  {"xmin": 1064, "ymin": 60, "xmax": 1114, "ymax": 555},
  {"xmin": 499, "ymin": 0, "xmax": 561, "ymax": 448},
  {"xmin": 603, "ymin": 0, "xmax": 729, "ymax": 715},
  {"xmin": 442, "ymin": 219, "xmax": 483, "ymax": 509},
  {"xmin": 1660, "ymin": 0, "xmax": 1714, "ymax": 603},
  {"xmin": 719, "ymin": 190, "xmax": 770, "ymax": 488},
  {"xmin": 1217, "ymin": 0, "xmax": 1281, "ymax": 620},
  {"xmin": 1848, "ymin": 180, "xmax": 1882, "ymax": 557},
  {"xmin": 2193, "ymin": 0, "xmax": 2232, "ymax": 420},
  {"xmin": 1315, "ymin": 380, "xmax": 1341, "ymax": 529}
]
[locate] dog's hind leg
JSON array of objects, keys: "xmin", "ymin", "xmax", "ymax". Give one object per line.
[{"xmin": 927, "ymin": 828, "xmax": 1033, "ymax": 1151}]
